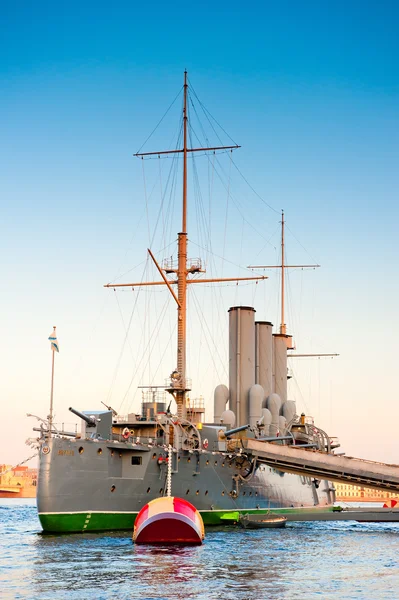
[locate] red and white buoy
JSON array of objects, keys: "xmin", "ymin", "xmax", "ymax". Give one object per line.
[
  {"xmin": 133, "ymin": 444, "xmax": 205, "ymax": 545},
  {"xmin": 133, "ymin": 495, "xmax": 205, "ymax": 545}
]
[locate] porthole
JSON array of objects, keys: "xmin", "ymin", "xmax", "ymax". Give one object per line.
[
  {"xmin": 97, "ymin": 448, "xmax": 102, "ymax": 455},
  {"xmin": 78, "ymin": 447, "xmax": 84, "ymax": 454},
  {"xmin": 111, "ymin": 485, "xmax": 116, "ymax": 493}
]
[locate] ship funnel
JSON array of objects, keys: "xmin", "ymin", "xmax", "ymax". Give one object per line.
[
  {"xmin": 228, "ymin": 306, "xmax": 256, "ymax": 427},
  {"xmin": 255, "ymin": 321, "xmax": 273, "ymax": 401},
  {"xmin": 273, "ymin": 334, "xmax": 292, "ymax": 404}
]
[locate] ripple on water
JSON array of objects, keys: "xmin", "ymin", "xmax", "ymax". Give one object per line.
[{"xmin": 1, "ymin": 500, "xmax": 399, "ymax": 599}]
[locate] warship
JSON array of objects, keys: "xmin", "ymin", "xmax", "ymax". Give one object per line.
[{"xmin": 34, "ymin": 72, "xmax": 338, "ymax": 533}]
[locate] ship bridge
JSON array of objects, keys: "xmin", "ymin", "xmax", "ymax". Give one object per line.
[{"xmin": 243, "ymin": 439, "xmax": 399, "ymax": 492}]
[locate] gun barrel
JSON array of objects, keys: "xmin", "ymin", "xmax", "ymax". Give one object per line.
[
  {"xmin": 69, "ymin": 407, "xmax": 96, "ymax": 427},
  {"xmin": 223, "ymin": 424, "xmax": 250, "ymax": 438}
]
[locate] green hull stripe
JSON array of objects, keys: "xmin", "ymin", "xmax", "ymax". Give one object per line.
[{"xmin": 38, "ymin": 506, "xmax": 335, "ymax": 533}]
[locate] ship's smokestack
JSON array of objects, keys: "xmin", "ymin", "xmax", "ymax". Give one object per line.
[
  {"xmin": 273, "ymin": 334, "xmax": 289, "ymax": 404},
  {"xmin": 228, "ymin": 306, "xmax": 256, "ymax": 427},
  {"xmin": 255, "ymin": 321, "xmax": 273, "ymax": 401}
]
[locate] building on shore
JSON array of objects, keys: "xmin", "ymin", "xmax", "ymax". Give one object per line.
[
  {"xmin": 0, "ymin": 465, "xmax": 37, "ymax": 498},
  {"xmin": 335, "ymin": 482, "xmax": 399, "ymax": 503}
]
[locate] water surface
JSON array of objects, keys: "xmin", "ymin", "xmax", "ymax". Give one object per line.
[{"xmin": 1, "ymin": 499, "xmax": 398, "ymax": 599}]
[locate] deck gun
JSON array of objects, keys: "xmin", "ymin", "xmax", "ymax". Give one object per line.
[
  {"xmin": 68, "ymin": 407, "xmax": 113, "ymax": 439},
  {"xmin": 69, "ymin": 407, "xmax": 97, "ymax": 427}
]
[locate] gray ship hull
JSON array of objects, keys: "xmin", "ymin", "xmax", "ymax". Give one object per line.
[{"xmin": 37, "ymin": 436, "xmax": 334, "ymax": 532}]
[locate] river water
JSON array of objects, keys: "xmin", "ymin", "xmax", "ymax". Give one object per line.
[{"xmin": 1, "ymin": 499, "xmax": 398, "ymax": 599}]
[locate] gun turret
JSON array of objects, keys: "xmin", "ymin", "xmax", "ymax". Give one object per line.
[{"xmin": 69, "ymin": 407, "xmax": 97, "ymax": 427}]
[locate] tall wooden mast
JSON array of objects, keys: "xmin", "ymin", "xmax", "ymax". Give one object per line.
[
  {"xmin": 105, "ymin": 72, "xmax": 267, "ymax": 418},
  {"xmin": 176, "ymin": 71, "xmax": 189, "ymax": 413}
]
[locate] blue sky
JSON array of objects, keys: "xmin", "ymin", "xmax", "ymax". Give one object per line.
[{"xmin": 1, "ymin": 1, "xmax": 398, "ymax": 466}]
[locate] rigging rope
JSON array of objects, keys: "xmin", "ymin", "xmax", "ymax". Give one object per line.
[
  {"xmin": 198, "ymin": 147, "xmax": 275, "ymax": 246},
  {"xmin": 188, "ymin": 79, "xmax": 239, "ymax": 147},
  {"xmin": 230, "ymin": 158, "xmax": 280, "ymax": 215},
  {"xmin": 190, "ymin": 287, "xmax": 228, "ymax": 382},
  {"xmin": 135, "ymin": 86, "xmax": 183, "ymax": 155},
  {"xmin": 108, "ymin": 286, "xmax": 143, "ymax": 408},
  {"xmin": 221, "ymin": 150, "xmax": 233, "ymax": 278},
  {"xmin": 185, "ymin": 93, "xmax": 272, "ymax": 261},
  {"xmin": 285, "ymin": 223, "xmax": 320, "ymax": 265},
  {"xmin": 141, "ymin": 158, "xmax": 151, "ymax": 245},
  {"xmin": 158, "ymin": 157, "xmax": 166, "ymax": 249},
  {"xmin": 0, "ymin": 453, "xmax": 38, "ymax": 476},
  {"xmin": 208, "ymin": 152, "xmax": 215, "ymax": 266},
  {"xmin": 119, "ymin": 294, "xmax": 172, "ymax": 412},
  {"xmin": 147, "ymin": 321, "xmax": 177, "ymax": 394}
]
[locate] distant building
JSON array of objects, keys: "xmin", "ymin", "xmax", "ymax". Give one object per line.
[
  {"xmin": 335, "ymin": 482, "xmax": 399, "ymax": 503},
  {"xmin": 0, "ymin": 464, "xmax": 37, "ymax": 498}
]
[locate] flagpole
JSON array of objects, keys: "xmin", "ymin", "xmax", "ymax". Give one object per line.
[{"xmin": 48, "ymin": 325, "xmax": 56, "ymax": 438}]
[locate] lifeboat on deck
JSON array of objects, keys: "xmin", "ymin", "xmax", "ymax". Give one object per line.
[{"xmin": 133, "ymin": 496, "xmax": 205, "ymax": 545}]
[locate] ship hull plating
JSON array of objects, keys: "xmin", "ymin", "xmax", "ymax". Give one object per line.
[{"xmin": 37, "ymin": 437, "xmax": 333, "ymax": 532}]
